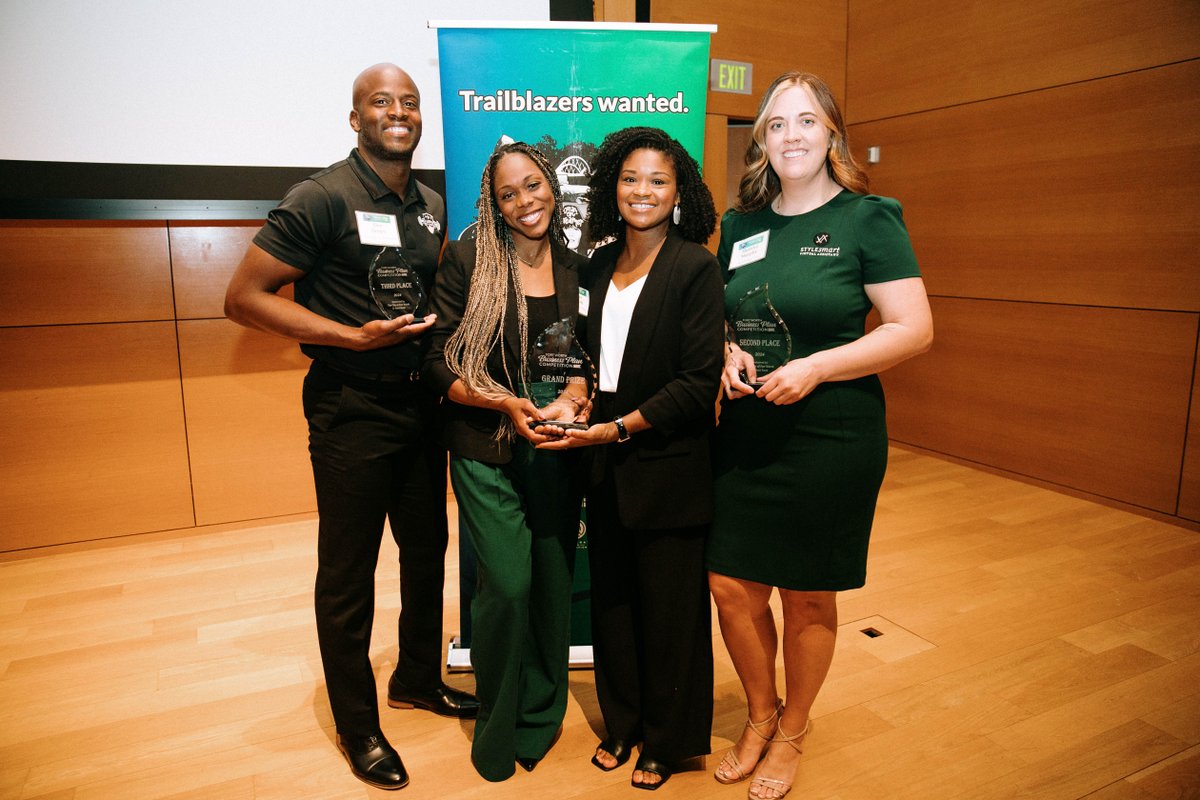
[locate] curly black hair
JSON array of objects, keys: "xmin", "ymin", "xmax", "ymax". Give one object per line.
[{"xmin": 585, "ymin": 126, "xmax": 717, "ymax": 246}]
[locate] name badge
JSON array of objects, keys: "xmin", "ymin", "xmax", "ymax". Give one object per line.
[
  {"xmin": 578, "ymin": 287, "xmax": 590, "ymax": 316},
  {"xmin": 355, "ymin": 211, "xmax": 402, "ymax": 247},
  {"xmin": 729, "ymin": 230, "xmax": 769, "ymax": 269}
]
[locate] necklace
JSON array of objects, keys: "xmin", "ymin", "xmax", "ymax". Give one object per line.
[{"xmin": 515, "ymin": 244, "xmax": 548, "ymax": 267}]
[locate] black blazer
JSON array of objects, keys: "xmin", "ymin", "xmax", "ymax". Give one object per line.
[
  {"xmin": 424, "ymin": 238, "xmax": 588, "ymax": 464},
  {"xmin": 584, "ymin": 230, "xmax": 725, "ymax": 529}
]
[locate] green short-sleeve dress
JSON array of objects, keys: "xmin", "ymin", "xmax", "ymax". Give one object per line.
[{"xmin": 706, "ymin": 191, "xmax": 921, "ymax": 591}]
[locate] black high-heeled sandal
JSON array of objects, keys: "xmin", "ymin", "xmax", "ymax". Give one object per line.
[
  {"xmin": 631, "ymin": 754, "xmax": 673, "ymax": 791},
  {"xmin": 590, "ymin": 738, "xmax": 634, "ymax": 771}
]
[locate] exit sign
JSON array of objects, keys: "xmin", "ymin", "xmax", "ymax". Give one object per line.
[{"xmin": 710, "ymin": 59, "xmax": 753, "ymax": 95}]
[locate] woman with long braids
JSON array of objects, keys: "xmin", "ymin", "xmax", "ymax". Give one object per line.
[
  {"xmin": 424, "ymin": 141, "xmax": 588, "ymax": 781},
  {"xmin": 708, "ymin": 72, "xmax": 932, "ymax": 800},
  {"xmin": 537, "ymin": 126, "xmax": 725, "ymax": 791}
]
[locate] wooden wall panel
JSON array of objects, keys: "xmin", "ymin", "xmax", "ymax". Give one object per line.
[
  {"xmin": 881, "ymin": 297, "xmax": 1197, "ymax": 513},
  {"xmin": 653, "ymin": 0, "xmax": 847, "ymax": 120},
  {"xmin": 0, "ymin": 323, "xmax": 194, "ymax": 549},
  {"xmin": 703, "ymin": 113, "xmax": 728, "ymax": 250},
  {"xmin": 847, "ymin": 62, "xmax": 1200, "ymax": 312},
  {"xmin": 170, "ymin": 222, "xmax": 262, "ymax": 319},
  {"xmin": 846, "ymin": 0, "xmax": 1200, "ymax": 123},
  {"xmin": 594, "ymin": 0, "xmax": 636, "ymax": 21},
  {"xmin": 0, "ymin": 220, "xmax": 172, "ymax": 326},
  {"xmin": 1177, "ymin": 342, "xmax": 1200, "ymax": 522},
  {"xmin": 725, "ymin": 124, "xmax": 754, "ymax": 210},
  {"xmin": 178, "ymin": 319, "xmax": 314, "ymax": 526}
]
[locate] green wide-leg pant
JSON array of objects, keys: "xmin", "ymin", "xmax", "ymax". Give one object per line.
[{"xmin": 451, "ymin": 443, "xmax": 579, "ymax": 782}]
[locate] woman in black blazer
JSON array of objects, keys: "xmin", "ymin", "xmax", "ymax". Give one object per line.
[
  {"xmin": 424, "ymin": 142, "xmax": 588, "ymax": 782},
  {"xmin": 538, "ymin": 127, "xmax": 725, "ymax": 790}
]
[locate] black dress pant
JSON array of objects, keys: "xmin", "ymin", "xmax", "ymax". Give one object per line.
[
  {"xmin": 302, "ymin": 361, "xmax": 448, "ymax": 736},
  {"xmin": 587, "ymin": 478, "xmax": 714, "ymax": 763}
]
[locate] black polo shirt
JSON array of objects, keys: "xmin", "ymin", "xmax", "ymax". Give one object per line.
[{"xmin": 254, "ymin": 148, "xmax": 446, "ymax": 373}]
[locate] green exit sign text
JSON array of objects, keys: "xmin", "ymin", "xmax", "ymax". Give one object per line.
[{"xmin": 710, "ymin": 59, "xmax": 753, "ymax": 95}]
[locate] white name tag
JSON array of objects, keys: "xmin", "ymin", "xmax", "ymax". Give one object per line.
[
  {"xmin": 578, "ymin": 287, "xmax": 590, "ymax": 316},
  {"xmin": 355, "ymin": 211, "xmax": 402, "ymax": 247},
  {"xmin": 729, "ymin": 230, "xmax": 769, "ymax": 269}
]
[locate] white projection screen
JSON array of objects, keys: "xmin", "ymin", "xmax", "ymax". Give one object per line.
[{"xmin": 0, "ymin": 0, "xmax": 550, "ymax": 172}]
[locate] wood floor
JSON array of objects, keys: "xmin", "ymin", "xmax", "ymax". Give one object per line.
[{"xmin": 1, "ymin": 447, "xmax": 1198, "ymax": 800}]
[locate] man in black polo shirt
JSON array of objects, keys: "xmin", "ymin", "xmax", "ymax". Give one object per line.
[{"xmin": 225, "ymin": 62, "xmax": 477, "ymax": 791}]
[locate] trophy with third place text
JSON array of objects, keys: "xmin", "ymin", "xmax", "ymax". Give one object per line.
[{"xmin": 368, "ymin": 247, "xmax": 427, "ymax": 319}]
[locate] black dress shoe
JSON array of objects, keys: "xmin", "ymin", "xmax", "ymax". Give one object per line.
[
  {"xmin": 516, "ymin": 757, "xmax": 540, "ymax": 772},
  {"xmin": 591, "ymin": 738, "xmax": 634, "ymax": 771},
  {"xmin": 631, "ymin": 754, "xmax": 673, "ymax": 791},
  {"xmin": 387, "ymin": 675, "xmax": 480, "ymax": 718},
  {"xmin": 336, "ymin": 732, "xmax": 409, "ymax": 790}
]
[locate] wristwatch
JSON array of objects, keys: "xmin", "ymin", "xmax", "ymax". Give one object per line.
[{"xmin": 612, "ymin": 416, "xmax": 631, "ymax": 443}]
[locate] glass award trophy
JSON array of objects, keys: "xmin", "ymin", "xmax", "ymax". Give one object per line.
[
  {"xmin": 368, "ymin": 247, "xmax": 426, "ymax": 319},
  {"xmin": 730, "ymin": 283, "xmax": 792, "ymax": 386},
  {"xmin": 525, "ymin": 317, "xmax": 596, "ymax": 430}
]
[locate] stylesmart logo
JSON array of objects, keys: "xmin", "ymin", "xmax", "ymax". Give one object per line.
[{"xmin": 799, "ymin": 231, "xmax": 839, "ymax": 257}]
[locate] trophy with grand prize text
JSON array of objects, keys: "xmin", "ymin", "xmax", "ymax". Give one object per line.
[
  {"xmin": 368, "ymin": 247, "xmax": 427, "ymax": 319},
  {"xmin": 730, "ymin": 282, "xmax": 792, "ymax": 386},
  {"xmin": 524, "ymin": 317, "xmax": 596, "ymax": 430}
]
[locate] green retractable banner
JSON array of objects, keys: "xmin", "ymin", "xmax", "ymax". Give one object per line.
[
  {"xmin": 434, "ymin": 21, "xmax": 714, "ymax": 248},
  {"xmin": 433, "ymin": 21, "xmax": 714, "ymax": 669}
]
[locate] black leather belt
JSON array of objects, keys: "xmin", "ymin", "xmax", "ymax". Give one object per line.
[{"xmin": 319, "ymin": 361, "xmax": 421, "ymax": 384}]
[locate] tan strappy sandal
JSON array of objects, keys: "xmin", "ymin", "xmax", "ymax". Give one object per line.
[
  {"xmin": 714, "ymin": 699, "xmax": 783, "ymax": 784},
  {"xmin": 748, "ymin": 718, "xmax": 811, "ymax": 800}
]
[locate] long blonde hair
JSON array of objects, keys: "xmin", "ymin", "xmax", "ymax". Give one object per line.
[
  {"xmin": 443, "ymin": 142, "xmax": 566, "ymax": 438},
  {"xmin": 736, "ymin": 72, "xmax": 868, "ymax": 213}
]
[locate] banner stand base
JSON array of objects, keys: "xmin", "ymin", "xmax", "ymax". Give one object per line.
[
  {"xmin": 446, "ymin": 635, "xmax": 471, "ymax": 673},
  {"xmin": 446, "ymin": 635, "xmax": 595, "ymax": 672}
]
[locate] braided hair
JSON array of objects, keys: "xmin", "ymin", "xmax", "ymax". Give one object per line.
[
  {"xmin": 443, "ymin": 141, "xmax": 567, "ymax": 440},
  {"xmin": 586, "ymin": 126, "xmax": 716, "ymax": 246}
]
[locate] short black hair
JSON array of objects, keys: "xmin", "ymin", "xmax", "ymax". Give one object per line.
[{"xmin": 585, "ymin": 126, "xmax": 717, "ymax": 245}]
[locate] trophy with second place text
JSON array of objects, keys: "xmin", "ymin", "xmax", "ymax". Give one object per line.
[{"xmin": 730, "ymin": 282, "xmax": 792, "ymax": 386}]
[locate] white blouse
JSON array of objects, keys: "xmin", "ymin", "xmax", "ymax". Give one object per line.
[{"xmin": 598, "ymin": 274, "xmax": 648, "ymax": 392}]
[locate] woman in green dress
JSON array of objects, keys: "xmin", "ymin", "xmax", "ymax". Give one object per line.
[{"xmin": 707, "ymin": 72, "xmax": 933, "ymax": 800}]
